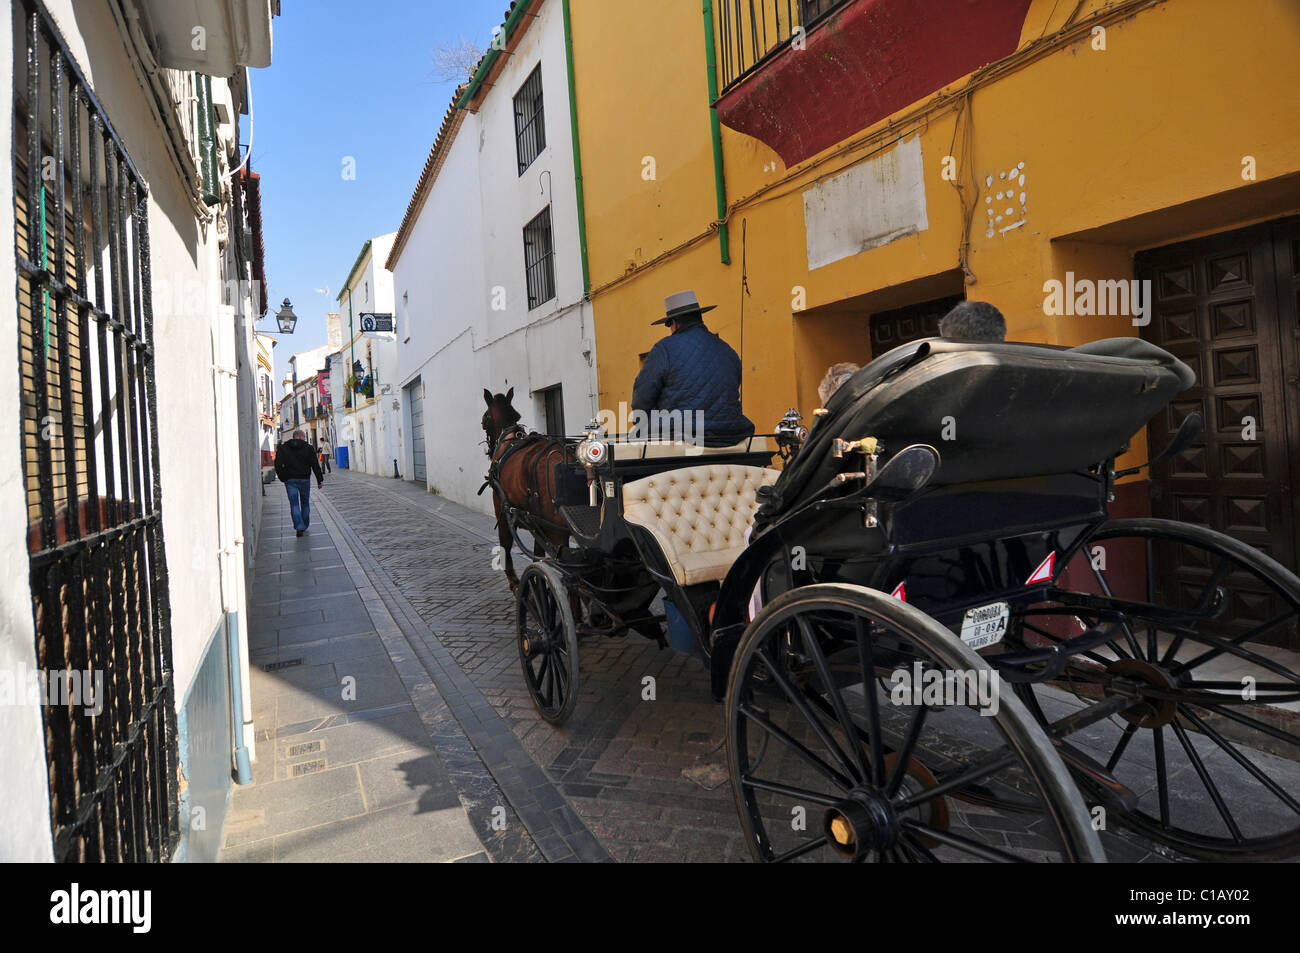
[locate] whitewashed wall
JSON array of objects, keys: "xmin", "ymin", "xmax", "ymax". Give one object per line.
[
  {"xmin": 394, "ymin": 0, "xmax": 596, "ymax": 514},
  {"xmin": 337, "ymin": 233, "xmax": 400, "ymax": 477}
]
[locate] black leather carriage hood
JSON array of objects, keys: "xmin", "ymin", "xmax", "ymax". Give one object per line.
[{"xmin": 752, "ymin": 337, "xmax": 1195, "ymax": 535}]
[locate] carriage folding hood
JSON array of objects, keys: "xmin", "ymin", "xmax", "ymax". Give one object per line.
[{"xmin": 752, "ymin": 336, "xmax": 1195, "ymax": 533}]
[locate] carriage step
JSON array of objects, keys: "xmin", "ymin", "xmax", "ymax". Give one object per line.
[
  {"xmin": 561, "ymin": 504, "xmax": 602, "ymax": 539},
  {"xmin": 1052, "ymin": 739, "xmax": 1139, "ymax": 814}
]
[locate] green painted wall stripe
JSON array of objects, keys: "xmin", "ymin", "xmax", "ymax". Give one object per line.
[
  {"xmin": 702, "ymin": 0, "xmax": 731, "ymax": 265},
  {"xmin": 562, "ymin": 0, "xmax": 590, "ymax": 297}
]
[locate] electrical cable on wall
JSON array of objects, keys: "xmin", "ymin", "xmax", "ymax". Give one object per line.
[{"xmin": 738, "ymin": 218, "xmax": 750, "ymax": 404}]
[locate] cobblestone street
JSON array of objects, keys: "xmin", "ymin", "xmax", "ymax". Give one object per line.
[
  {"xmin": 317, "ymin": 470, "xmax": 749, "ymax": 862},
  {"xmin": 313, "ymin": 469, "xmax": 1179, "ymax": 863}
]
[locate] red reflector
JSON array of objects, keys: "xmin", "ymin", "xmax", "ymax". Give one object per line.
[
  {"xmin": 891, "ymin": 581, "xmax": 906, "ymax": 602},
  {"xmin": 1026, "ymin": 552, "xmax": 1056, "ymax": 585}
]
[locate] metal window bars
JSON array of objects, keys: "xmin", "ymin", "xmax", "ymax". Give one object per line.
[
  {"xmin": 13, "ymin": 0, "xmax": 180, "ymax": 862},
  {"xmin": 715, "ymin": 0, "xmax": 852, "ymax": 92},
  {"xmin": 523, "ymin": 205, "xmax": 556, "ymax": 311},
  {"xmin": 513, "ymin": 64, "xmax": 546, "ymax": 176}
]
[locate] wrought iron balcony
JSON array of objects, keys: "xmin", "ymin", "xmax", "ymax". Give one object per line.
[
  {"xmin": 711, "ymin": 0, "xmax": 1031, "ymax": 167},
  {"xmin": 717, "ymin": 0, "xmax": 850, "ymax": 92}
]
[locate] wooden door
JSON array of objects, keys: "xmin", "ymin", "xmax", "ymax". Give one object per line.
[
  {"xmin": 868, "ymin": 293, "xmax": 963, "ymax": 357},
  {"xmin": 1137, "ymin": 218, "xmax": 1300, "ymax": 647}
]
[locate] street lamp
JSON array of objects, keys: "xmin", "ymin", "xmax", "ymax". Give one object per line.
[{"xmin": 274, "ymin": 298, "xmax": 298, "ymax": 334}]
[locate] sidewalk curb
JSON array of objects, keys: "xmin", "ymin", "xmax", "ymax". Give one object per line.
[
  {"xmin": 313, "ymin": 495, "xmax": 541, "ymax": 863},
  {"xmin": 317, "ymin": 482, "xmax": 611, "ymax": 862}
]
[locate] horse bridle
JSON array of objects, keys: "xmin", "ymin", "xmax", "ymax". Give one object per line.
[{"xmin": 486, "ymin": 421, "xmax": 526, "ymax": 456}]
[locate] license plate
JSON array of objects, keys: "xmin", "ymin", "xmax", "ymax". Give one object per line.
[{"xmin": 960, "ymin": 602, "xmax": 1009, "ymax": 649}]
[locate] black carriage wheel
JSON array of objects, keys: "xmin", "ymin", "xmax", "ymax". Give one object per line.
[
  {"xmin": 516, "ymin": 561, "xmax": 580, "ymax": 725},
  {"xmin": 1014, "ymin": 517, "xmax": 1300, "ymax": 861},
  {"xmin": 725, "ymin": 583, "xmax": 1104, "ymax": 863}
]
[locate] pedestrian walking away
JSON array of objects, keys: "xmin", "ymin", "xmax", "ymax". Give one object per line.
[
  {"xmin": 318, "ymin": 441, "xmax": 332, "ymax": 474},
  {"xmin": 274, "ymin": 429, "xmax": 324, "ymax": 536}
]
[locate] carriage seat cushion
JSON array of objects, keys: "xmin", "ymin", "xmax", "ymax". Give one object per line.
[{"xmin": 621, "ymin": 464, "xmax": 779, "ymax": 586}]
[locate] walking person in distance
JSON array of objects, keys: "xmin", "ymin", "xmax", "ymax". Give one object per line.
[{"xmin": 275, "ymin": 429, "xmax": 324, "ymax": 537}]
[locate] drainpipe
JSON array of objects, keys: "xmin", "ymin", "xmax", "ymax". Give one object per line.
[
  {"xmin": 212, "ymin": 306, "xmax": 254, "ymax": 783},
  {"xmin": 702, "ymin": 0, "xmax": 731, "ymax": 265},
  {"xmin": 561, "ymin": 0, "xmax": 591, "ymax": 297},
  {"xmin": 195, "ymin": 74, "xmax": 221, "ymax": 207}
]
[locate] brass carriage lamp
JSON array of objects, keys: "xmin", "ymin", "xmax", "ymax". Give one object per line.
[{"xmin": 274, "ymin": 298, "xmax": 298, "ymax": 335}]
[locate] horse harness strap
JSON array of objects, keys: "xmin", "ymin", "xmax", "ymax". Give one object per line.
[{"xmin": 480, "ymin": 429, "xmax": 574, "ymax": 535}]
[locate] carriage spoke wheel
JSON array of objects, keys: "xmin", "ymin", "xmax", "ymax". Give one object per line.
[
  {"xmin": 516, "ymin": 561, "xmax": 579, "ymax": 725},
  {"xmin": 1015, "ymin": 518, "xmax": 1300, "ymax": 860},
  {"xmin": 725, "ymin": 584, "xmax": 1104, "ymax": 863}
]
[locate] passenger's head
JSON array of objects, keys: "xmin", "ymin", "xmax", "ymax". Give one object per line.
[
  {"xmin": 818, "ymin": 362, "xmax": 860, "ymax": 405},
  {"xmin": 939, "ymin": 301, "xmax": 1006, "ymax": 342}
]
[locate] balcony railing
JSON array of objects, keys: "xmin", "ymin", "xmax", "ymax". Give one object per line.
[{"xmin": 716, "ymin": 0, "xmax": 851, "ymax": 91}]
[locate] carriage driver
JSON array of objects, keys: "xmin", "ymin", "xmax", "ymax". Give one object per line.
[{"xmin": 631, "ymin": 290, "xmax": 756, "ymax": 447}]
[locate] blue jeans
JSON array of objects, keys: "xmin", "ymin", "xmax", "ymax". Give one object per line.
[{"xmin": 285, "ymin": 478, "xmax": 312, "ymax": 531}]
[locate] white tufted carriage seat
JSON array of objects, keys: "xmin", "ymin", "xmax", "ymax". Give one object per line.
[{"xmin": 621, "ymin": 464, "xmax": 779, "ymax": 586}]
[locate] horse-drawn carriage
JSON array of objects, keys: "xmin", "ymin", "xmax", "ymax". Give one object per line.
[{"xmin": 482, "ymin": 336, "xmax": 1300, "ymax": 862}]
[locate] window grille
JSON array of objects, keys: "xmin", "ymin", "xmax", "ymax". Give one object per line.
[
  {"xmin": 522, "ymin": 206, "xmax": 556, "ymax": 311},
  {"xmin": 13, "ymin": 0, "xmax": 181, "ymax": 862},
  {"xmin": 513, "ymin": 64, "xmax": 545, "ymax": 175}
]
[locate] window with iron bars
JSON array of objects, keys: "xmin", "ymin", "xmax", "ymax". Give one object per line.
[
  {"xmin": 12, "ymin": 0, "xmax": 180, "ymax": 861},
  {"xmin": 523, "ymin": 206, "xmax": 556, "ymax": 311},
  {"xmin": 513, "ymin": 64, "xmax": 545, "ymax": 176}
]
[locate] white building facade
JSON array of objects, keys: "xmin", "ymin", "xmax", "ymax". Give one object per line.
[
  {"xmin": 0, "ymin": 0, "xmax": 276, "ymax": 862},
  {"xmin": 334, "ymin": 233, "xmax": 401, "ymax": 477},
  {"xmin": 390, "ymin": 0, "xmax": 597, "ymax": 513}
]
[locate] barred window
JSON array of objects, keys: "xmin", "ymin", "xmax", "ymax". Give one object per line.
[
  {"xmin": 513, "ymin": 64, "xmax": 545, "ymax": 175},
  {"xmin": 523, "ymin": 205, "xmax": 556, "ymax": 310},
  {"xmin": 13, "ymin": 0, "xmax": 179, "ymax": 861}
]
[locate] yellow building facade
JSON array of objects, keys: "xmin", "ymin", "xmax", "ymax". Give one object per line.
[{"xmin": 570, "ymin": 0, "xmax": 1300, "ymax": 569}]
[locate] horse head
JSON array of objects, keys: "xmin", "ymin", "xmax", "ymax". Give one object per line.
[{"xmin": 482, "ymin": 386, "xmax": 521, "ymax": 454}]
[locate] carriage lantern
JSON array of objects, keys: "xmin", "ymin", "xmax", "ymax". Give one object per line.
[
  {"xmin": 578, "ymin": 417, "xmax": 608, "ymax": 465},
  {"xmin": 774, "ymin": 408, "xmax": 808, "ymax": 462}
]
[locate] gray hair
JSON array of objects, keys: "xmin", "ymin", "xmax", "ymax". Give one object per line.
[
  {"xmin": 938, "ymin": 300, "xmax": 1006, "ymax": 342},
  {"xmin": 818, "ymin": 362, "xmax": 860, "ymax": 405},
  {"xmin": 292, "ymin": 429, "xmax": 306, "ymax": 440}
]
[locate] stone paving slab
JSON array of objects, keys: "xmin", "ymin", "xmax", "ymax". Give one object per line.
[
  {"xmin": 218, "ymin": 497, "xmax": 497, "ymax": 863},
  {"xmin": 315, "ymin": 491, "xmax": 596, "ymax": 863}
]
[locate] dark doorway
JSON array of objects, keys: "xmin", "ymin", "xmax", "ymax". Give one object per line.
[{"xmin": 539, "ymin": 384, "xmax": 565, "ymax": 437}]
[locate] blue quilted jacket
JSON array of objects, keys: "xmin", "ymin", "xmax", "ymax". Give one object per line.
[{"xmin": 631, "ymin": 322, "xmax": 755, "ymax": 446}]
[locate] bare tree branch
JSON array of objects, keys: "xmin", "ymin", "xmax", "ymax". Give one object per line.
[{"xmin": 430, "ymin": 38, "xmax": 485, "ymax": 85}]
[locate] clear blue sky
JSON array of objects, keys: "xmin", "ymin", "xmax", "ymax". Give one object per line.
[{"xmin": 252, "ymin": 0, "xmax": 505, "ymax": 385}]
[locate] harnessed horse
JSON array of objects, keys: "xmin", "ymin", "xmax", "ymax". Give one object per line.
[{"xmin": 479, "ymin": 387, "xmax": 574, "ymax": 592}]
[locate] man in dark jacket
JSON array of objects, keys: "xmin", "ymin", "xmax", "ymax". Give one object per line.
[
  {"xmin": 631, "ymin": 290, "xmax": 755, "ymax": 447},
  {"xmin": 275, "ymin": 430, "xmax": 324, "ymax": 537}
]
